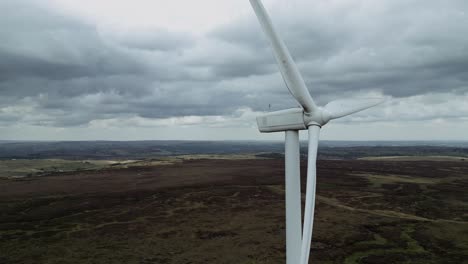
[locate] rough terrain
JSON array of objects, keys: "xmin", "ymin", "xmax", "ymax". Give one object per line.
[{"xmin": 1, "ymin": 157, "xmax": 467, "ymax": 263}]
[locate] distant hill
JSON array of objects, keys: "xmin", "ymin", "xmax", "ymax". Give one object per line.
[{"xmin": 1, "ymin": 140, "xmax": 468, "ymax": 160}]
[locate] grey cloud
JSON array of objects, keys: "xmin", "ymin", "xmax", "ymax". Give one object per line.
[
  {"xmin": 181, "ymin": 37, "xmax": 276, "ymax": 81},
  {"xmin": 211, "ymin": 57, "xmax": 275, "ymax": 79},
  {"xmin": 211, "ymin": 16, "xmax": 350, "ymax": 61},
  {"xmin": 109, "ymin": 29, "xmax": 195, "ymax": 51},
  {"xmin": 0, "ymin": 27, "xmax": 145, "ymax": 82},
  {"xmin": 1, "ymin": 0, "xmax": 468, "ymax": 130},
  {"xmin": 211, "ymin": 0, "xmax": 468, "ymax": 99}
]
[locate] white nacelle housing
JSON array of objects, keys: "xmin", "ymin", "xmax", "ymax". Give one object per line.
[{"xmin": 256, "ymin": 108, "xmax": 307, "ymax": 132}]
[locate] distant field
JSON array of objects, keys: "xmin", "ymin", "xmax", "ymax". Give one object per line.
[
  {"xmin": 0, "ymin": 159, "xmax": 113, "ymax": 178},
  {"xmin": 0, "ymin": 154, "xmax": 264, "ymax": 179},
  {"xmin": 359, "ymin": 155, "xmax": 468, "ymax": 161},
  {"xmin": 0, "ymin": 158, "xmax": 467, "ymax": 263}
]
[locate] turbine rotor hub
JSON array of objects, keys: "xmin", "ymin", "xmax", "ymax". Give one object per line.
[{"xmin": 304, "ymin": 108, "xmax": 331, "ymax": 127}]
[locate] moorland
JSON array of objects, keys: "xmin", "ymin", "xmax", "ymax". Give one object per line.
[{"xmin": 0, "ymin": 141, "xmax": 467, "ymax": 263}]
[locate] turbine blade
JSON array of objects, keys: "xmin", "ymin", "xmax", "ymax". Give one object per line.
[
  {"xmin": 324, "ymin": 98, "xmax": 385, "ymax": 120},
  {"xmin": 249, "ymin": 0, "xmax": 317, "ymax": 113},
  {"xmin": 299, "ymin": 125, "xmax": 321, "ymax": 264}
]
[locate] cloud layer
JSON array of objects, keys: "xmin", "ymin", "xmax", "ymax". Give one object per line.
[{"xmin": 1, "ymin": 0, "xmax": 467, "ymax": 139}]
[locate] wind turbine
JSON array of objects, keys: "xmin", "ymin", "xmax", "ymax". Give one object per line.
[{"xmin": 249, "ymin": 0, "xmax": 384, "ymax": 263}]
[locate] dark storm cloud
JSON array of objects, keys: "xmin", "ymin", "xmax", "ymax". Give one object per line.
[{"xmin": 1, "ymin": 0, "xmax": 468, "ymax": 129}]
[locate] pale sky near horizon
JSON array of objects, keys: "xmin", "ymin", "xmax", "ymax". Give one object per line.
[{"xmin": 1, "ymin": 0, "xmax": 468, "ymax": 141}]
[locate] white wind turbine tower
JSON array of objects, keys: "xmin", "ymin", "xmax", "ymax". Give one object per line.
[{"xmin": 249, "ymin": 0, "xmax": 384, "ymax": 263}]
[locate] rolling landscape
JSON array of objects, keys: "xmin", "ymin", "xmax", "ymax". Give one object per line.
[
  {"xmin": 1, "ymin": 141, "xmax": 467, "ymax": 263},
  {"xmin": 2, "ymin": 0, "xmax": 468, "ymax": 263}
]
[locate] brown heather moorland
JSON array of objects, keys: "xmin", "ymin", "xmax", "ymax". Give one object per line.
[{"xmin": 1, "ymin": 157, "xmax": 467, "ymax": 263}]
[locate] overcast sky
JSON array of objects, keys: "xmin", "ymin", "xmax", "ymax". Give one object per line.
[{"xmin": 1, "ymin": 0, "xmax": 467, "ymax": 141}]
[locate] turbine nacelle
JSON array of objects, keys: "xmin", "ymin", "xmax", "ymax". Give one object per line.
[
  {"xmin": 257, "ymin": 108, "xmax": 306, "ymax": 133},
  {"xmin": 257, "ymin": 98, "xmax": 384, "ymax": 133},
  {"xmin": 256, "ymin": 108, "xmax": 327, "ymax": 132}
]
